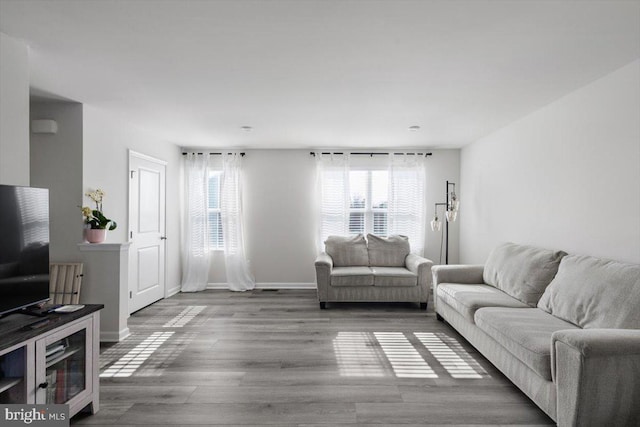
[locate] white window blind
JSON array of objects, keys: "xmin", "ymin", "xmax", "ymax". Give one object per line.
[
  {"xmin": 348, "ymin": 170, "xmax": 388, "ymax": 236},
  {"xmin": 207, "ymin": 171, "xmax": 223, "ymax": 249}
]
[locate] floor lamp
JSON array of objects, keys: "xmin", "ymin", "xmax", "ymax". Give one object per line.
[{"xmin": 430, "ymin": 181, "xmax": 459, "ymax": 264}]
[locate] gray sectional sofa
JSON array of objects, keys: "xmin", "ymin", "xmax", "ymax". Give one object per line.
[
  {"xmin": 315, "ymin": 234, "xmax": 433, "ymax": 309},
  {"xmin": 432, "ymin": 242, "xmax": 640, "ymax": 426}
]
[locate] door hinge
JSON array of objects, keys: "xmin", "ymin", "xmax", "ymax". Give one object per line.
[
  {"xmin": 129, "ymin": 291, "xmax": 132, "ymax": 298},
  {"xmin": 130, "ymin": 231, "xmax": 133, "ymax": 239},
  {"xmin": 130, "ymin": 170, "xmax": 135, "ymax": 179}
]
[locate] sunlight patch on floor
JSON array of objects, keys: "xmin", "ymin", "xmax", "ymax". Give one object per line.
[
  {"xmin": 99, "ymin": 334, "xmax": 146, "ymax": 370},
  {"xmin": 333, "ymin": 331, "xmax": 438, "ymax": 378},
  {"xmin": 100, "ymin": 332, "xmax": 174, "ymax": 378},
  {"xmin": 163, "ymin": 305, "xmax": 206, "ymax": 328},
  {"xmin": 415, "ymin": 332, "xmax": 489, "ymax": 379},
  {"xmin": 333, "ymin": 332, "xmax": 386, "ymax": 377},
  {"xmin": 135, "ymin": 332, "xmax": 197, "ymax": 377},
  {"xmin": 374, "ymin": 332, "xmax": 438, "ymax": 378}
]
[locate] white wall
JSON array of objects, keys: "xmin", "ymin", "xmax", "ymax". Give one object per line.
[
  {"xmin": 460, "ymin": 60, "xmax": 640, "ymax": 264},
  {"xmin": 208, "ymin": 148, "xmax": 460, "ymax": 286},
  {"xmin": 0, "ymin": 33, "xmax": 30, "ymax": 186},
  {"xmin": 83, "ymin": 105, "xmax": 182, "ymax": 294},
  {"xmin": 244, "ymin": 150, "xmax": 318, "ymax": 285},
  {"xmin": 30, "ymin": 101, "xmax": 84, "ymax": 262}
]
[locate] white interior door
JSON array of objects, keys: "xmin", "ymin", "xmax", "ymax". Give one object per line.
[{"xmin": 128, "ymin": 151, "xmax": 166, "ymax": 314}]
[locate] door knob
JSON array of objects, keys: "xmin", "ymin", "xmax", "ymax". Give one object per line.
[
  {"xmin": 38, "ymin": 382, "xmax": 48, "ymax": 389},
  {"xmin": 160, "ymin": 236, "xmax": 167, "ymax": 240}
]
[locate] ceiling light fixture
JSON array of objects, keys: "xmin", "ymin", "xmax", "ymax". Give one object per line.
[
  {"xmin": 240, "ymin": 126, "xmax": 253, "ymax": 132},
  {"xmin": 408, "ymin": 125, "xmax": 420, "ymax": 132}
]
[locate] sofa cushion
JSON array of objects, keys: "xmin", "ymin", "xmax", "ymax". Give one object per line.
[
  {"xmin": 537, "ymin": 255, "xmax": 640, "ymax": 329},
  {"xmin": 483, "ymin": 242, "xmax": 566, "ymax": 307},
  {"xmin": 367, "ymin": 234, "xmax": 410, "ymax": 267},
  {"xmin": 325, "ymin": 234, "xmax": 369, "ymax": 267},
  {"xmin": 371, "ymin": 267, "xmax": 417, "ymax": 287},
  {"xmin": 437, "ymin": 283, "xmax": 529, "ymax": 322},
  {"xmin": 475, "ymin": 307, "xmax": 579, "ymax": 381},
  {"xmin": 330, "ymin": 266, "xmax": 373, "ymax": 287}
]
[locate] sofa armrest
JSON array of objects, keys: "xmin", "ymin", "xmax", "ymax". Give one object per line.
[
  {"xmin": 431, "ymin": 264, "xmax": 484, "ymax": 314},
  {"xmin": 314, "ymin": 252, "xmax": 333, "ymax": 303},
  {"xmin": 552, "ymin": 329, "xmax": 640, "ymax": 426},
  {"xmin": 432, "ymin": 264, "xmax": 484, "ymax": 285}
]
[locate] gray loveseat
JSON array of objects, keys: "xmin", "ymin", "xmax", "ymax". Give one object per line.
[
  {"xmin": 433, "ymin": 242, "xmax": 640, "ymax": 426},
  {"xmin": 315, "ymin": 234, "xmax": 433, "ymax": 309}
]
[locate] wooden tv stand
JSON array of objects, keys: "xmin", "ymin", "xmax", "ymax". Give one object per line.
[{"xmin": 0, "ymin": 305, "xmax": 103, "ymax": 418}]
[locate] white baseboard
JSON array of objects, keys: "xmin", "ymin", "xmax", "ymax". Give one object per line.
[
  {"xmin": 166, "ymin": 286, "xmax": 181, "ymax": 297},
  {"xmin": 207, "ymin": 283, "xmax": 229, "ymax": 289},
  {"xmin": 256, "ymin": 282, "xmax": 317, "ymax": 289},
  {"xmin": 207, "ymin": 282, "xmax": 317, "ymax": 290},
  {"xmin": 100, "ymin": 327, "xmax": 130, "ymax": 343}
]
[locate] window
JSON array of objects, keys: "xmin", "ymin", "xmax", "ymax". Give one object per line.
[
  {"xmin": 317, "ymin": 153, "xmax": 425, "ymax": 255},
  {"xmin": 349, "ymin": 170, "xmax": 388, "ymax": 236},
  {"xmin": 208, "ymin": 171, "xmax": 223, "ymax": 249}
]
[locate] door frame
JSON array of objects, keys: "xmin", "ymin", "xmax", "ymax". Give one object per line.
[{"xmin": 128, "ymin": 149, "xmax": 169, "ymax": 313}]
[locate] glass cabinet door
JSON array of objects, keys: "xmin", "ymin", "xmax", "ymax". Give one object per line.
[
  {"xmin": 0, "ymin": 345, "xmax": 28, "ymax": 403},
  {"xmin": 35, "ymin": 318, "xmax": 92, "ymax": 407},
  {"xmin": 43, "ymin": 329, "xmax": 86, "ymax": 403}
]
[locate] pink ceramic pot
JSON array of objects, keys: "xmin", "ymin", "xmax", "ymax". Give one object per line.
[{"xmin": 85, "ymin": 228, "xmax": 107, "ymax": 243}]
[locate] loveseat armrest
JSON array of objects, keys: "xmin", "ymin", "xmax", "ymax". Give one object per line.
[
  {"xmin": 432, "ymin": 264, "xmax": 484, "ymax": 285},
  {"xmin": 315, "ymin": 252, "xmax": 333, "ymax": 269},
  {"xmin": 552, "ymin": 329, "xmax": 640, "ymax": 426},
  {"xmin": 314, "ymin": 252, "xmax": 333, "ymax": 305},
  {"xmin": 405, "ymin": 254, "xmax": 433, "ymax": 307},
  {"xmin": 406, "ymin": 254, "xmax": 433, "ymax": 298},
  {"xmin": 405, "ymin": 254, "xmax": 433, "ymax": 279}
]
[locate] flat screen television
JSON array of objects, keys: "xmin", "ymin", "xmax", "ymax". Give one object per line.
[{"xmin": 0, "ymin": 185, "xmax": 50, "ymax": 316}]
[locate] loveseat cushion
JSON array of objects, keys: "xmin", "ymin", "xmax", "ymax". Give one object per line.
[
  {"xmin": 325, "ymin": 234, "xmax": 369, "ymax": 267},
  {"xmin": 483, "ymin": 242, "xmax": 566, "ymax": 307},
  {"xmin": 367, "ymin": 234, "xmax": 410, "ymax": 267},
  {"xmin": 371, "ymin": 267, "xmax": 417, "ymax": 287},
  {"xmin": 475, "ymin": 307, "xmax": 579, "ymax": 381},
  {"xmin": 437, "ymin": 283, "xmax": 529, "ymax": 322},
  {"xmin": 537, "ymin": 255, "xmax": 640, "ymax": 329},
  {"xmin": 330, "ymin": 266, "xmax": 373, "ymax": 287}
]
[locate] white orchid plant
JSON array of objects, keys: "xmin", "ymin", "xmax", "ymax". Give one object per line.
[{"xmin": 81, "ymin": 189, "xmax": 117, "ymax": 230}]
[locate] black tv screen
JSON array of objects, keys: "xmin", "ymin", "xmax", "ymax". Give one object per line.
[{"xmin": 0, "ymin": 185, "xmax": 50, "ymax": 316}]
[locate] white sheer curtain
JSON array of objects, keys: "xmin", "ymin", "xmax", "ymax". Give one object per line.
[
  {"xmin": 388, "ymin": 154, "xmax": 426, "ymax": 255},
  {"xmin": 221, "ymin": 153, "xmax": 255, "ymax": 292},
  {"xmin": 315, "ymin": 153, "xmax": 350, "ymax": 252},
  {"xmin": 180, "ymin": 153, "xmax": 211, "ymax": 292}
]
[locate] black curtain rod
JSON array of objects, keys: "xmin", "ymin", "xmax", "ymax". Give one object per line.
[
  {"xmin": 182, "ymin": 152, "xmax": 245, "ymax": 156},
  {"xmin": 310, "ymin": 152, "xmax": 432, "ymax": 157}
]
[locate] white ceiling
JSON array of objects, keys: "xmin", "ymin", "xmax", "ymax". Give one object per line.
[{"xmin": 1, "ymin": 0, "xmax": 638, "ymax": 149}]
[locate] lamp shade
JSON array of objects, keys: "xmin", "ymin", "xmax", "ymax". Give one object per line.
[
  {"xmin": 450, "ymin": 196, "xmax": 460, "ymax": 211},
  {"xmin": 445, "ymin": 209, "xmax": 457, "ymax": 222},
  {"xmin": 430, "ymin": 217, "xmax": 442, "ymax": 231}
]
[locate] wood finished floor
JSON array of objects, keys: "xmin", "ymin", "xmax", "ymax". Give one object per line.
[{"xmin": 72, "ymin": 290, "xmax": 554, "ymax": 426}]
